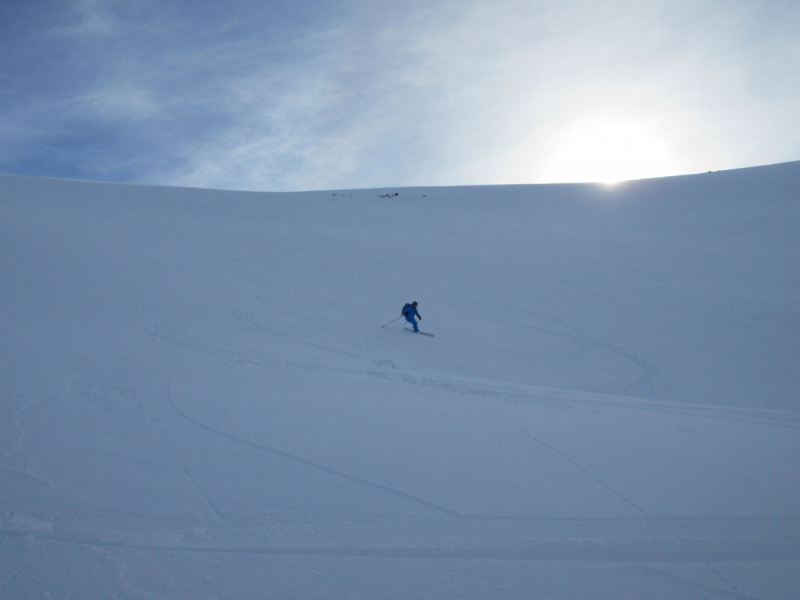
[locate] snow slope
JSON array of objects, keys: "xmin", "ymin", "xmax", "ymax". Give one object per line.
[{"xmin": 1, "ymin": 163, "xmax": 799, "ymax": 598}]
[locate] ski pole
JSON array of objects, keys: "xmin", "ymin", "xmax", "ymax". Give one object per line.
[{"xmin": 382, "ymin": 315, "xmax": 403, "ymax": 328}]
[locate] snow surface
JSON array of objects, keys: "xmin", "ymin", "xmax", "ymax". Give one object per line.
[{"xmin": 1, "ymin": 163, "xmax": 799, "ymax": 599}]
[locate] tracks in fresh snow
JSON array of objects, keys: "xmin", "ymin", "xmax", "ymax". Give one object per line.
[
  {"xmin": 152, "ymin": 312, "xmax": 800, "ymax": 527},
  {"xmin": 143, "ymin": 314, "xmax": 800, "ymax": 430},
  {"xmin": 3, "ymin": 513, "xmax": 799, "ymax": 563},
  {"xmin": 166, "ymin": 379, "xmax": 462, "ymax": 518},
  {"xmin": 479, "ymin": 403, "xmax": 651, "ymax": 517},
  {"xmin": 143, "ymin": 312, "xmax": 800, "ymax": 551},
  {"xmin": 157, "ymin": 426, "xmax": 228, "ymax": 522}
]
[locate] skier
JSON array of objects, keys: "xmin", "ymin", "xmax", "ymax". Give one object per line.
[{"xmin": 402, "ymin": 301, "xmax": 421, "ymax": 332}]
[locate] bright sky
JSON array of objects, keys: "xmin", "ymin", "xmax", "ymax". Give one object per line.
[{"xmin": 1, "ymin": 0, "xmax": 799, "ymax": 191}]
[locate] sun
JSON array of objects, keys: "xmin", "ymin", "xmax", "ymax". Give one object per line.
[{"xmin": 539, "ymin": 118, "xmax": 679, "ymax": 184}]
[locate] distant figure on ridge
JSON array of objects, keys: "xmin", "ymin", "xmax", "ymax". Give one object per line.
[{"xmin": 402, "ymin": 301, "xmax": 421, "ymax": 332}]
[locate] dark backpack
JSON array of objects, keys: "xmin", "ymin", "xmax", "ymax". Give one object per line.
[{"xmin": 402, "ymin": 303, "xmax": 412, "ymax": 316}]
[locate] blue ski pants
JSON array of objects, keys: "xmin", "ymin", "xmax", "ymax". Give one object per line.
[{"xmin": 405, "ymin": 315, "xmax": 419, "ymax": 332}]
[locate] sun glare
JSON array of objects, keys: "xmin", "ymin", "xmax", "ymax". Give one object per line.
[{"xmin": 540, "ymin": 118, "xmax": 678, "ymax": 184}]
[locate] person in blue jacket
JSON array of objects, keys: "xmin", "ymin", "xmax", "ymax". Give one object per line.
[{"xmin": 402, "ymin": 301, "xmax": 421, "ymax": 332}]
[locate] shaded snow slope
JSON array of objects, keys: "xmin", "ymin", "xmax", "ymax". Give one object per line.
[{"xmin": 1, "ymin": 163, "xmax": 799, "ymax": 599}]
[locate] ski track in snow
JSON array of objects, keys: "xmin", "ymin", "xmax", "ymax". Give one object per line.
[
  {"xmin": 144, "ymin": 313, "xmax": 799, "ymax": 431},
  {"xmin": 165, "ymin": 379, "xmax": 463, "ymax": 518},
  {"xmin": 117, "ymin": 302, "xmax": 799, "ymax": 571},
  {"xmin": 3, "ymin": 514, "xmax": 799, "ymax": 563},
  {"xmin": 476, "ymin": 402, "xmax": 652, "ymax": 517},
  {"xmin": 472, "ymin": 308, "xmax": 667, "ymax": 397},
  {"xmin": 705, "ymin": 565, "xmax": 756, "ymax": 600},
  {"xmin": 142, "ymin": 308, "xmax": 800, "ymax": 537},
  {"xmin": 157, "ymin": 427, "xmax": 228, "ymax": 523},
  {"xmin": 10, "ymin": 308, "xmax": 782, "ymax": 565},
  {"xmin": 142, "ymin": 323, "xmax": 800, "ymax": 564},
  {"xmin": 0, "ymin": 566, "xmax": 28, "ymax": 596}
]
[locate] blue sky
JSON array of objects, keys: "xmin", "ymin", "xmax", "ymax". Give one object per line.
[{"xmin": 1, "ymin": 0, "xmax": 799, "ymax": 191}]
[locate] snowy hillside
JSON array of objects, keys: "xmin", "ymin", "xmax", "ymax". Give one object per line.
[{"xmin": 1, "ymin": 164, "xmax": 799, "ymax": 599}]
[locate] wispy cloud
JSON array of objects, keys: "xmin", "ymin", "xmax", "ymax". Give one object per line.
[
  {"xmin": 1, "ymin": 0, "xmax": 799, "ymax": 189},
  {"xmin": 53, "ymin": 0, "xmax": 121, "ymax": 37}
]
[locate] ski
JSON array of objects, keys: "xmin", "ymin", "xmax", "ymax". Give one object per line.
[{"xmin": 405, "ymin": 328, "xmax": 434, "ymax": 337}]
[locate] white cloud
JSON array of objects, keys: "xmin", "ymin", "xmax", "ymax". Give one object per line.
[
  {"xmin": 77, "ymin": 81, "xmax": 165, "ymax": 122},
  {"xmin": 53, "ymin": 0, "xmax": 122, "ymax": 37}
]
